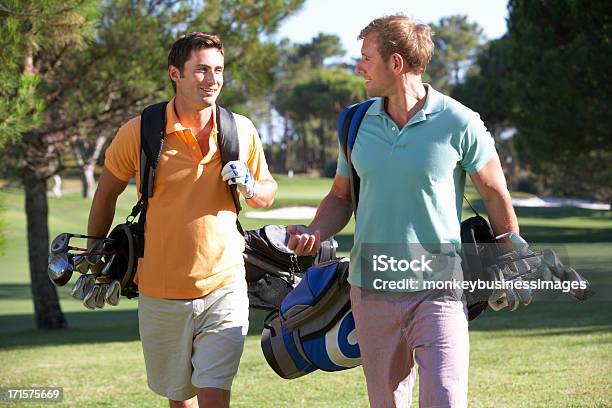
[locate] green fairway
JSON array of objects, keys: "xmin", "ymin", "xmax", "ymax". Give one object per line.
[{"xmin": 0, "ymin": 176, "xmax": 611, "ymax": 407}]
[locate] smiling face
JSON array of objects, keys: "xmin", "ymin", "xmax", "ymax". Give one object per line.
[
  {"xmin": 355, "ymin": 33, "xmax": 396, "ymax": 98},
  {"xmin": 169, "ymin": 47, "xmax": 224, "ymax": 109}
]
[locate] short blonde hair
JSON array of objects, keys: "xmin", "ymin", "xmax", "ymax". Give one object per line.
[{"xmin": 359, "ymin": 14, "xmax": 434, "ymax": 74}]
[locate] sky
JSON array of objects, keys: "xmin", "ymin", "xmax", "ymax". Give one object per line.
[{"xmin": 276, "ymin": 0, "xmax": 510, "ymax": 59}]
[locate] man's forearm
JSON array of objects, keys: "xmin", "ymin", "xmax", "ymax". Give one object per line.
[
  {"xmin": 308, "ymin": 192, "xmax": 353, "ymax": 241},
  {"xmin": 482, "ymin": 193, "xmax": 519, "ymax": 239},
  {"xmin": 87, "ymin": 192, "xmax": 119, "ymax": 248},
  {"xmin": 245, "ymin": 178, "xmax": 277, "ymax": 209}
]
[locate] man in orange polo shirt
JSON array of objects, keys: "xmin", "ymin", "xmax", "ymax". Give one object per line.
[{"xmin": 87, "ymin": 32, "xmax": 277, "ymax": 408}]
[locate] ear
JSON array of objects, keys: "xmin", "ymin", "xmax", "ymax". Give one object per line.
[
  {"xmin": 168, "ymin": 65, "xmax": 180, "ymax": 83},
  {"xmin": 390, "ymin": 53, "xmax": 405, "ymax": 75}
]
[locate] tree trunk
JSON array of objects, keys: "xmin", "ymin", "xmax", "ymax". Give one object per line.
[
  {"xmin": 24, "ymin": 171, "xmax": 68, "ymax": 330},
  {"xmin": 282, "ymin": 113, "xmax": 291, "ymax": 173},
  {"xmin": 81, "ymin": 163, "xmax": 95, "ymax": 199},
  {"xmin": 73, "ymin": 135, "xmax": 106, "ymax": 198},
  {"xmin": 318, "ymin": 121, "xmax": 326, "ymax": 170},
  {"xmin": 301, "ymin": 125, "xmax": 309, "ymax": 173}
]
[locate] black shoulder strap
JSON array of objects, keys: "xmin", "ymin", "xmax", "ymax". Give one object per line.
[
  {"xmin": 216, "ymin": 105, "xmax": 241, "ymax": 212},
  {"xmin": 216, "ymin": 104, "xmax": 244, "ymax": 234},
  {"xmin": 140, "ymin": 101, "xmax": 168, "ymax": 199},
  {"xmin": 125, "ymin": 101, "xmax": 168, "ymax": 257}
]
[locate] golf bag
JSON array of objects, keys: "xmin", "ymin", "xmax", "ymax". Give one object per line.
[
  {"xmin": 459, "ymin": 213, "xmax": 499, "ymax": 320},
  {"xmin": 244, "ymin": 224, "xmax": 337, "ymax": 310},
  {"xmin": 261, "ymin": 258, "xmax": 360, "ymax": 379}
]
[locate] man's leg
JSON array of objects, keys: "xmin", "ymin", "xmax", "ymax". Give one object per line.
[
  {"xmin": 192, "ymin": 278, "xmax": 249, "ymax": 407},
  {"xmin": 138, "ymin": 295, "xmax": 199, "ymax": 403},
  {"xmin": 169, "ymin": 396, "xmax": 198, "ymax": 408},
  {"xmin": 197, "ymin": 388, "xmax": 230, "ymax": 408},
  {"xmin": 408, "ymin": 298, "xmax": 470, "ymax": 408},
  {"xmin": 350, "ymin": 286, "xmax": 417, "ymax": 408}
]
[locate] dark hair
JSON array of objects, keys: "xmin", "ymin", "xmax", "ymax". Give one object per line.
[
  {"xmin": 359, "ymin": 14, "xmax": 434, "ymax": 75},
  {"xmin": 167, "ymin": 32, "xmax": 224, "ymax": 91}
]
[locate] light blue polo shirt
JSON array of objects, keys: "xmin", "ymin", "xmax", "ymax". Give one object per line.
[{"xmin": 337, "ymin": 85, "xmax": 496, "ymax": 289}]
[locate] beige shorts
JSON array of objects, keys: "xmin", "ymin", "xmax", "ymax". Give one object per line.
[{"xmin": 138, "ymin": 278, "xmax": 249, "ymax": 401}]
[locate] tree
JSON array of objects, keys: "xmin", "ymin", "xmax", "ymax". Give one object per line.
[
  {"xmin": 1, "ymin": 0, "xmax": 305, "ymax": 329},
  {"xmin": 66, "ymin": 0, "xmax": 305, "ymax": 197},
  {"xmin": 287, "ymin": 69, "xmax": 365, "ymax": 170},
  {"xmin": 452, "ymin": 37, "xmax": 521, "ymax": 188},
  {"xmin": 271, "ymin": 33, "xmax": 349, "ymax": 172},
  {"xmin": 425, "ymin": 15, "xmax": 484, "ymax": 94},
  {"xmin": 1, "ymin": 0, "xmax": 99, "ymax": 329},
  {"xmin": 507, "ymin": 0, "xmax": 612, "ymax": 201}
]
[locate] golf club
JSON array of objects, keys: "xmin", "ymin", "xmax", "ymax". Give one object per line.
[
  {"xmin": 105, "ymin": 280, "xmax": 121, "ymax": 306},
  {"xmin": 96, "ymin": 284, "xmax": 108, "ymax": 309},
  {"xmin": 71, "ymin": 274, "xmax": 96, "ymax": 300},
  {"xmin": 83, "ymin": 284, "xmax": 100, "ymax": 310},
  {"xmin": 48, "ymin": 252, "xmax": 74, "ymax": 286},
  {"xmin": 72, "ymin": 254, "xmax": 90, "ymax": 274}
]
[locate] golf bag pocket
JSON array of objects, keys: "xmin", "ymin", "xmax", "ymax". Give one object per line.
[
  {"xmin": 261, "ymin": 259, "xmax": 361, "ymax": 379},
  {"xmin": 244, "ymin": 225, "xmax": 337, "ymax": 310}
]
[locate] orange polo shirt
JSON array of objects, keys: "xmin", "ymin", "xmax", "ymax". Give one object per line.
[{"xmin": 104, "ymin": 98, "xmax": 271, "ymax": 299}]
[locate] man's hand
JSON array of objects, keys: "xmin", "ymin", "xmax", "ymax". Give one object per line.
[
  {"xmin": 221, "ymin": 160, "xmax": 256, "ymax": 199},
  {"xmin": 286, "ymin": 225, "xmax": 321, "ymax": 256}
]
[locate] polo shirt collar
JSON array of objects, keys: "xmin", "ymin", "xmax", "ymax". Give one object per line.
[
  {"xmin": 164, "ymin": 97, "xmax": 217, "ymax": 136},
  {"xmin": 364, "ymin": 84, "xmax": 446, "ymax": 124},
  {"xmin": 421, "ymin": 84, "xmax": 445, "ymax": 116}
]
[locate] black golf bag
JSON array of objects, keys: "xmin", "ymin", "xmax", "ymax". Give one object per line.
[{"xmin": 244, "ymin": 224, "xmax": 337, "ymax": 310}]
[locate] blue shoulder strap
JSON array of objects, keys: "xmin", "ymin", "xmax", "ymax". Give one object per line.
[{"xmin": 337, "ymin": 98, "xmax": 376, "ymax": 214}]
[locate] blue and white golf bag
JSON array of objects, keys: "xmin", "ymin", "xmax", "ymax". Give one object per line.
[{"xmin": 260, "ymin": 258, "xmax": 361, "ymax": 379}]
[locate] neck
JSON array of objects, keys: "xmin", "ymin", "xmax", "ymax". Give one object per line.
[
  {"xmin": 384, "ymin": 76, "xmax": 427, "ymax": 128},
  {"xmin": 173, "ymin": 95, "xmax": 214, "ymax": 131}
]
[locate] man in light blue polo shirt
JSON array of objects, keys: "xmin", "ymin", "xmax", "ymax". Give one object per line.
[{"xmin": 288, "ymin": 13, "xmax": 519, "ymax": 408}]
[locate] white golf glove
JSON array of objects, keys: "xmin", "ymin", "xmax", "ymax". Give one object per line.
[{"xmin": 221, "ymin": 160, "xmax": 256, "ymax": 199}]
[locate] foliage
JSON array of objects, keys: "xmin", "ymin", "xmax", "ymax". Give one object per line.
[
  {"xmin": 507, "ymin": 0, "xmax": 612, "ymax": 201},
  {"xmin": 425, "ymin": 15, "xmax": 484, "ymax": 94},
  {"xmin": 451, "ymin": 37, "xmax": 522, "ymax": 189},
  {"xmin": 271, "ymin": 34, "xmax": 362, "ymax": 172}
]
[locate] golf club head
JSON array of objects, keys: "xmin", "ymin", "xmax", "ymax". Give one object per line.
[
  {"xmin": 96, "ymin": 284, "xmax": 108, "ymax": 309},
  {"xmin": 542, "ymin": 249, "xmax": 567, "ymax": 280},
  {"xmin": 105, "ymin": 280, "xmax": 121, "ymax": 306},
  {"xmin": 83, "ymin": 284, "xmax": 100, "ymax": 310},
  {"xmin": 564, "ymin": 267, "xmax": 595, "ymax": 301},
  {"xmin": 85, "ymin": 239, "xmax": 105, "ymax": 266},
  {"xmin": 73, "ymin": 254, "xmax": 90, "ymax": 274},
  {"xmin": 72, "ymin": 274, "xmax": 96, "ymax": 300},
  {"xmin": 541, "ymin": 264, "xmax": 553, "ymax": 282},
  {"xmin": 488, "ymin": 288, "xmax": 508, "ymax": 311},
  {"xmin": 506, "ymin": 288, "xmax": 519, "ymax": 311},
  {"xmin": 48, "ymin": 252, "xmax": 74, "ymax": 286},
  {"xmin": 100, "ymin": 254, "xmax": 116, "ymax": 276},
  {"xmin": 514, "ymin": 285, "xmax": 533, "ymax": 306},
  {"xmin": 50, "ymin": 233, "xmax": 70, "ymax": 254}
]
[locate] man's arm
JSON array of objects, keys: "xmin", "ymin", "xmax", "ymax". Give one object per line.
[
  {"xmin": 469, "ymin": 154, "xmax": 518, "ymax": 245},
  {"xmin": 245, "ymin": 175, "xmax": 277, "ymax": 209},
  {"xmin": 287, "ymin": 174, "xmax": 353, "ymax": 256},
  {"xmin": 87, "ymin": 167, "xmax": 129, "ymax": 247}
]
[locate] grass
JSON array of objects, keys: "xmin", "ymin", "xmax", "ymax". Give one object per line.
[{"xmin": 0, "ymin": 175, "xmax": 611, "ymax": 407}]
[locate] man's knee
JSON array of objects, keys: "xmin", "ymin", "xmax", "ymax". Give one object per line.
[{"xmin": 197, "ymin": 387, "xmax": 230, "ymax": 408}]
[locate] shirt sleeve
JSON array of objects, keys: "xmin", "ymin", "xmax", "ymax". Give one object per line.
[
  {"xmin": 104, "ymin": 117, "xmax": 140, "ymax": 182},
  {"xmin": 336, "ymin": 142, "xmax": 350, "ymax": 178},
  {"xmin": 244, "ymin": 120, "xmax": 272, "ymax": 182},
  {"xmin": 460, "ymin": 113, "xmax": 496, "ymax": 174}
]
